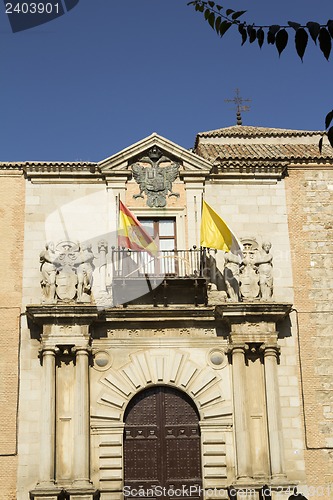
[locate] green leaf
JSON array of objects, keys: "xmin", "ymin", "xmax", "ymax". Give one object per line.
[
  {"xmin": 257, "ymin": 27, "xmax": 264, "ymax": 48},
  {"xmin": 226, "ymin": 9, "xmax": 234, "ymax": 16},
  {"xmin": 216, "ymin": 5, "xmax": 223, "ymax": 11},
  {"xmin": 328, "ymin": 126, "xmax": 333, "ymax": 148},
  {"xmin": 219, "ymin": 20, "xmax": 232, "ymax": 37},
  {"xmin": 275, "ymin": 29, "xmax": 288, "ymax": 56},
  {"xmin": 267, "ymin": 31, "xmax": 276, "ymax": 45},
  {"xmin": 327, "ymin": 20, "xmax": 333, "ymax": 38},
  {"xmin": 232, "ymin": 10, "xmax": 247, "ymax": 21},
  {"xmin": 288, "ymin": 21, "xmax": 301, "ymax": 31},
  {"xmin": 204, "ymin": 8, "xmax": 211, "ymax": 20},
  {"xmin": 319, "ymin": 136, "xmax": 323, "ymax": 154},
  {"xmin": 306, "ymin": 21, "xmax": 321, "ymax": 44},
  {"xmin": 215, "ymin": 16, "xmax": 222, "ymax": 32},
  {"xmin": 269, "ymin": 25, "xmax": 281, "ymax": 36},
  {"xmin": 238, "ymin": 23, "xmax": 247, "ymax": 45},
  {"xmin": 208, "ymin": 1, "xmax": 215, "ymax": 7},
  {"xmin": 325, "ymin": 110, "xmax": 333, "ymax": 130},
  {"xmin": 319, "ymin": 28, "xmax": 331, "ymax": 60},
  {"xmin": 247, "ymin": 26, "xmax": 257, "ymax": 44},
  {"xmin": 208, "ymin": 12, "xmax": 216, "ymax": 29},
  {"xmin": 295, "ymin": 28, "xmax": 308, "ymax": 61}
]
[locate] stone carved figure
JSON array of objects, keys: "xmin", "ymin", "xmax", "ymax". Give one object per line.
[
  {"xmin": 40, "ymin": 242, "xmax": 58, "ymax": 303},
  {"xmin": 204, "ymin": 238, "xmax": 274, "ymax": 302},
  {"xmin": 39, "ymin": 240, "xmax": 95, "ymax": 304},
  {"xmin": 131, "ymin": 146, "xmax": 180, "ymax": 208},
  {"xmin": 55, "ymin": 241, "xmax": 79, "ymax": 301},
  {"xmin": 75, "ymin": 243, "xmax": 95, "ymax": 303},
  {"xmin": 239, "ymin": 240, "xmax": 260, "ymax": 300},
  {"xmin": 255, "ymin": 241, "xmax": 273, "ymax": 301},
  {"xmin": 223, "ymin": 251, "xmax": 241, "ymax": 301}
]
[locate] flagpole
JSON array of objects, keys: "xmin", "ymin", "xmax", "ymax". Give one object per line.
[
  {"xmin": 116, "ymin": 194, "xmax": 119, "ymax": 249},
  {"xmin": 200, "ymin": 192, "xmax": 205, "ymax": 279}
]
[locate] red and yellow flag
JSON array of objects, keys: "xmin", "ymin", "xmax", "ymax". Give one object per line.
[{"xmin": 117, "ymin": 201, "xmax": 158, "ymax": 256}]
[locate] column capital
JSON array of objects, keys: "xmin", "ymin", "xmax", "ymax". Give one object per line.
[
  {"xmin": 38, "ymin": 346, "xmax": 60, "ymax": 365},
  {"xmin": 227, "ymin": 343, "xmax": 249, "ymax": 356},
  {"xmin": 72, "ymin": 346, "xmax": 92, "ymax": 356},
  {"xmin": 262, "ymin": 344, "xmax": 280, "ymax": 358}
]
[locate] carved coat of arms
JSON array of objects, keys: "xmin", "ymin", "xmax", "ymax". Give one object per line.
[
  {"xmin": 131, "ymin": 146, "xmax": 180, "ymax": 208},
  {"xmin": 40, "ymin": 240, "xmax": 95, "ymax": 304}
]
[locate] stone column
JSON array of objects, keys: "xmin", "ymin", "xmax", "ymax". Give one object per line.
[
  {"xmin": 230, "ymin": 344, "xmax": 252, "ymax": 479},
  {"xmin": 39, "ymin": 347, "xmax": 57, "ymax": 485},
  {"xmin": 263, "ymin": 345, "xmax": 286, "ymax": 479},
  {"xmin": 72, "ymin": 347, "xmax": 91, "ymax": 486},
  {"xmin": 98, "ymin": 240, "xmax": 108, "ymax": 292}
]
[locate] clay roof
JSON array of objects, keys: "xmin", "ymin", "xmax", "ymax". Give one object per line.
[
  {"xmin": 195, "ymin": 125, "xmax": 322, "ymax": 140},
  {"xmin": 0, "ymin": 161, "xmax": 97, "ymax": 169},
  {"xmin": 195, "ymin": 143, "xmax": 333, "ymax": 163}
]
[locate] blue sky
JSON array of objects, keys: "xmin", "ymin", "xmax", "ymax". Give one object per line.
[{"xmin": 0, "ymin": 0, "xmax": 332, "ymax": 161}]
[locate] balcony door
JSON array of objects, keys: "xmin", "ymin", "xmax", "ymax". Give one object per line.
[
  {"xmin": 139, "ymin": 218, "xmax": 177, "ymax": 275},
  {"xmin": 124, "ymin": 386, "xmax": 202, "ymax": 500}
]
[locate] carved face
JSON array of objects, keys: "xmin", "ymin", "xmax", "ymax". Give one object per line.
[
  {"xmin": 262, "ymin": 242, "xmax": 272, "ymax": 252},
  {"xmin": 46, "ymin": 241, "xmax": 54, "ymax": 251}
]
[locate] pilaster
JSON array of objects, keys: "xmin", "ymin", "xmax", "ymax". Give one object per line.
[
  {"xmin": 229, "ymin": 344, "xmax": 252, "ymax": 480},
  {"xmin": 27, "ymin": 305, "xmax": 98, "ymax": 500},
  {"xmin": 71, "ymin": 347, "xmax": 93, "ymax": 488},
  {"xmin": 263, "ymin": 344, "xmax": 286, "ymax": 480}
]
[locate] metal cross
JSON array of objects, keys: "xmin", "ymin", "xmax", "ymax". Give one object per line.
[{"xmin": 225, "ymin": 88, "xmax": 251, "ymax": 125}]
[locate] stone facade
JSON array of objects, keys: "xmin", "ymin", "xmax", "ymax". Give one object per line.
[{"xmin": 1, "ymin": 126, "xmax": 333, "ymax": 499}]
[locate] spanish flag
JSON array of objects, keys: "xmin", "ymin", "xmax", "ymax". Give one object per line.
[
  {"xmin": 118, "ymin": 201, "xmax": 158, "ymax": 256},
  {"xmin": 200, "ymin": 201, "xmax": 242, "ymax": 254}
]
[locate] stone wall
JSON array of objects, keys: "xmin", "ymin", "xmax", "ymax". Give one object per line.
[
  {"xmin": 18, "ymin": 182, "xmax": 111, "ymax": 498},
  {"xmin": 0, "ymin": 168, "xmax": 25, "ymax": 499},
  {"xmin": 286, "ymin": 166, "xmax": 333, "ymax": 496},
  {"xmin": 204, "ymin": 178, "xmax": 294, "ymax": 303}
]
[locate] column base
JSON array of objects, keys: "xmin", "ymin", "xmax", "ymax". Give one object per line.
[
  {"xmin": 30, "ymin": 484, "xmax": 64, "ymax": 500},
  {"xmin": 270, "ymin": 474, "xmax": 289, "ymax": 483},
  {"xmin": 67, "ymin": 483, "xmax": 98, "ymax": 500}
]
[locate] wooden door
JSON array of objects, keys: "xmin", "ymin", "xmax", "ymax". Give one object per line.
[{"xmin": 124, "ymin": 386, "xmax": 202, "ymax": 499}]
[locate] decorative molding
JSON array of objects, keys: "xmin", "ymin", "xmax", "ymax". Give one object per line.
[
  {"xmin": 98, "ymin": 132, "xmax": 212, "ymax": 173},
  {"xmin": 92, "ymin": 348, "xmax": 231, "ymax": 424}
]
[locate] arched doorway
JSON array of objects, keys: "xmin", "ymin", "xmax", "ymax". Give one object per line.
[{"xmin": 124, "ymin": 386, "xmax": 202, "ymax": 499}]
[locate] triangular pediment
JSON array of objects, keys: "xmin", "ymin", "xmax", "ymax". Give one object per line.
[{"xmin": 98, "ymin": 133, "xmax": 212, "ymax": 174}]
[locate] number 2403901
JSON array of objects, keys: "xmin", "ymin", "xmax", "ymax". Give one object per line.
[{"xmin": 6, "ymin": 3, "xmax": 60, "ymax": 14}]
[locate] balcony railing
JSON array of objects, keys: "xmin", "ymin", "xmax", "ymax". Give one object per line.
[
  {"xmin": 111, "ymin": 247, "xmax": 204, "ymax": 279},
  {"xmin": 110, "ymin": 247, "xmax": 207, "ymax": 306}
]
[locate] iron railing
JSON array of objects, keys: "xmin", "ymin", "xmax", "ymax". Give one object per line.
[{"xmin": 111, "ymin": 247, "xmax": 204, "ymax": 279}]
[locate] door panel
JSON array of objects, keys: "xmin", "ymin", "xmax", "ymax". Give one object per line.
[{"xmin": 124, "ymin": 386, "xmax": 202, "ymax": 500}]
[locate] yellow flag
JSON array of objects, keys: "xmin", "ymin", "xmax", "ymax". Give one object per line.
[{"xmin": 200, "ymin": 201, "xmax": 242, "ymax": 253}]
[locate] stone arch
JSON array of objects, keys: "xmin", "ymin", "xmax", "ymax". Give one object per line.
[
  {"xmin": 95, "ymin": 347, "xmax": 231, "ymax": 421},
  {"xmin": 91, "ymin": 348, "xmax": 233, "ymax": 496}
]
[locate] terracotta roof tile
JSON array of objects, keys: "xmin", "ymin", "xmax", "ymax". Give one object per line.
[
  {"xmin": 196, "ymin": 125, "xmax": 321, "ymax": 139},
  {"xmin": 195, "ymin": 143, "xmax": 333, "ymax": 162}
]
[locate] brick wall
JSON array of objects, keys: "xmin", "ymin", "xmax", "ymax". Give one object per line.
[
  {"xmin": 0, "ymin": 168, "xmax": 25, "ymax": 499},
  {"xmin": 286, "ymin": 166, "xmax": 333, "ymax": 495}
]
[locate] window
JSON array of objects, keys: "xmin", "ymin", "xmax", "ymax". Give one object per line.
[{"xmin": 139, "ymin": 218, "xmax": 177, "ymax": 275}]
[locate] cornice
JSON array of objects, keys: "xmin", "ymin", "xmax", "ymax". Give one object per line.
[
  {"xmin": 22, "ymin": 162, "xmax": 102, "ymax": 183},
  {"xmin": 215, "ymin": 302, "xmax": 292, "ymax": 323}
]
